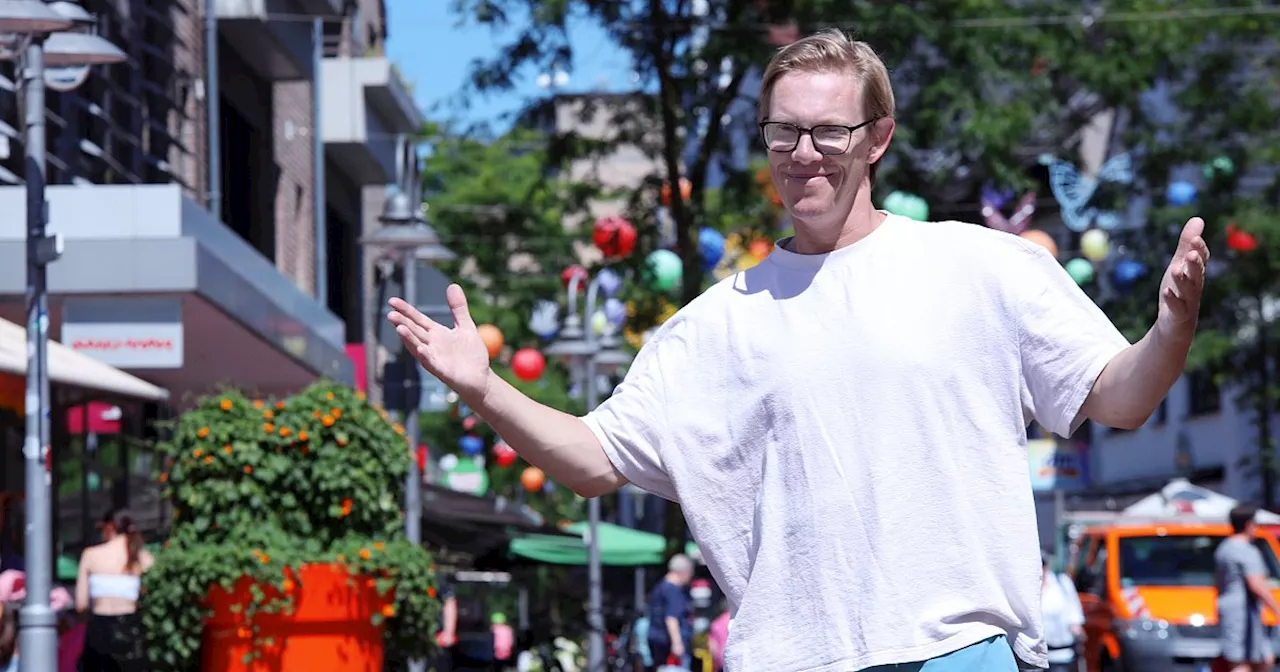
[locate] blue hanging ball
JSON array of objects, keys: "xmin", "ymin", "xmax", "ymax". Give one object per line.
[
  {"xmin": 1166, "ymin": 181, "xmax": 1197, "ymax": 207},
  {"xmin": 459, "ymin": 434, "xmax": 485, "ymax": 456},
  {"xmin": 1111, "ymin": 259, "xmax": 1147, "ymax": 289},
  {"xmin": 698, "ymin": 228, "xmax": 726, "ymax": 271}
]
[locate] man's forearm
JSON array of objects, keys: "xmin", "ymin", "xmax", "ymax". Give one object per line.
[
  {"xmin": 444, "ymin": 599, "xmax": 458, "ymax": 633},
  {"xmin": 1082, "ymin": 321, "xmax": 1194, "ymax": 430},
  {"xmin": 665, "ymin": 616, "xmax": 683, "ymax": 649},
  {"xmin": 468, "ymin": 370, "xmax": 624, "ymax": 498}
]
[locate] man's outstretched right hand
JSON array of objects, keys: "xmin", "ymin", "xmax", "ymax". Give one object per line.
[{"xmin": 387, "ymin": 283, "xmax": 491, "ymax": 404}]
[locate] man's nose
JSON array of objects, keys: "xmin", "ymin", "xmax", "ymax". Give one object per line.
[{"xmin": 791, "ymin": 134, "xmax": 823, "ymax": 163}]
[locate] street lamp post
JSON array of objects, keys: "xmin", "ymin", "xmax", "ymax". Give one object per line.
[
  {"xmin": 359, "ymin": 191, "xmax": 453, "ymax": 672},
  {"xmin": 0, "ymin": 3, "xmax": 125, "ymax": 671},
  {"xmin": 546, "ymin": 273, "xmax": 633, "ymax": 672}
]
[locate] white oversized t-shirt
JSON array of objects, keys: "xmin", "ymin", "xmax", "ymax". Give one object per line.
[{"xmin": 582, "ymin": 214, "xmax": 1130, "ymax": 672}]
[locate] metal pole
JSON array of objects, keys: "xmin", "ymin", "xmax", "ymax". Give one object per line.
[
  {"xmin": 311, "ymin": 16, "xmax": 328, "ymax": 305},
  {"xmin": 205, "ymin": 0, "xmax": 221, "ymax": 218},
  {"xmin": 403, "ymin": 253, "xmax": 425, "ymax": 672},
  {"xmin": 20, "ymin": 36, "xmax": 58, "ymax": 672},
  {"xmin": 583, "ymin": 278, "xmax": 606, "ymax": 672}
]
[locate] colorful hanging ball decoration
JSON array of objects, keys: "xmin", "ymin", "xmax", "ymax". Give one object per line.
[
  {"xmin": 596, "ymin": 268, "xmax": 623, "ymax": 298},
  {"xmin": 661, "ymin": 177, "xmax": 693, "ymax": 207},
  {"xmin": 1080, "ymin": 229, "xmax": 1111, "ymax": 262},
  {"xmin": 560, "ymin": 264, "xmax": 589, "ymax": 290},
  {"xmin": 462, "ymin": 415, "xmax": 480, "ymax": 432},
  {"xmin": 1166, "ymin": 181, "xmax": 1198, "ymax": 207},
  {"xmin": 1203, "ymin": 156, "xmax": 1235, "ymax": 181},
  {"xmin": 510, "ymin": 348, "xmax": 546, "ymax": 382},
  {"xmin": 592, "ymin": 216, "xmax": 638, "ymax": 259},
  {"xmin": 590, "ymin": 310, "xmax": 610, "ymax": 336},
  {"xmin": 1018, "ymin": 229, "xmax": 1059, "ymax": 259},
  {"xmin": 459, "ymin": 434, "xmax": 486, "ymax": 456},
  {"xmin": 528, "ymin": 299, "xmax": 560, "ymax": 341},
  {"xmin": 604, "ymin": 297, "xmax": 627, "ymax": 327},
  {"xmin": 749, "ymin": 239, "xmax": 772, "ymax": 261},
  {"xmin": 1226, "ymin": 222, "xmax": 1260, "ymax": 253},
  {"xmin": 477, "ymin": 324, "xmax": 504, "ymax": 359},
  {"xmin": 1111, "ymin": 258, "xmax": 1148, "ymax": 290},
  {"xmin": 883, "ymin": 191, "xmax": 929, "ymax": 221},
  {"xmin": 1064, "ymin": 258, "xmax": 1095, "ymax": 285},
  {"xmin": 644, "ymin": 249, "xmax": 683, "ymax": 292},
  {"xmin": 698, "ymin": 228, "xmax": 726, "ymax": 271},
  {"xmin": 521, "ymin": 466, "xmax": 546, "ymax": 493},
  {"xmin": 492, "ymin": 441, "xmax": 518, "ymax": 468}
]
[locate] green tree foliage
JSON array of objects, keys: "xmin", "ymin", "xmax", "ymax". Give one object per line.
[{"xmin": 419, "ymin": 121, "xmax": 588, "ymax": 524}]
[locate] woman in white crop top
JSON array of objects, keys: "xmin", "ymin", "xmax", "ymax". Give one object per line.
[{"xmin": 74, "ymin": 509, "xmax": 153, "ymax": 671}]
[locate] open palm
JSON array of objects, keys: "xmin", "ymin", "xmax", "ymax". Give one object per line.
[
  {"xmin": 1157, "ymin": 217, "xmax": 1209, "ymax": 333},
  {"xmin": 387, "ymin": 284, "xmax": 491, "ymax": 401}
]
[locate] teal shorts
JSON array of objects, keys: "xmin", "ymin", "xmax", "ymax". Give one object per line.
[{"xmin": 862, "ymin": 635, "xmax": 1018, "ymax": 671}]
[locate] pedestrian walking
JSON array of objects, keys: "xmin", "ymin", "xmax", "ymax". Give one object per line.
[
  {"xmin": 387, "ymin": 28, "xmax": 1208, "ymax": 672},
  {"xmin": 646, "ymin": 555, "xmax": 694, "ymax": 671},
  {"xmin": 1216, "ymin": 505, "xmax": 1280, "ymax": 672},
  {"xmin": 1041, "ymin": 553, "xmax": 1084, "ymax": 672},
  {"xmin": 74, "ymin": 510, "xmax": 151, "ymax": 672}
]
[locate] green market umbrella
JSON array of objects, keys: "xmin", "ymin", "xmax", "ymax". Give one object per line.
[{"xmin": 509, "ymin": 522, "xmax": 699, "ymax": 567}]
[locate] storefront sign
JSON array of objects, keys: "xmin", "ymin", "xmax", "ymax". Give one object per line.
[
  {"xmin": 1027, "ymin": 438, "xmax": 1090, "ymax": 492},
  {"xmin": 63, "ymin": 322, "xmax": 184, "ymax": 369},
  {"xmin": 62, "ymin": 297, "xmax": 184, "ymax": 369}
]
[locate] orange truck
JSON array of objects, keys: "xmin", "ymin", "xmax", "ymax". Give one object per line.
[{"xmin": 1066, "ymin": 517, "xmax": 1280, "ymax": 672}]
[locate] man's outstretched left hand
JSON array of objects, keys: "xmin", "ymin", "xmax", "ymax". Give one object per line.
[{"xmin": 1157, "ymin": 217, "xmax": 1209, "ymax": 336}]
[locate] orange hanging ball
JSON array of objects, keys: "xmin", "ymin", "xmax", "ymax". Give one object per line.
[
  {"xmin": 521, "ymin": 466, "xmax": 546, "ymax": 493},
  {"xmin": 1018, "ymin": 229, "xmax": 1059, "ymax": 259},
  {"xmin": 661, "ymin": 178, "xmax": 692, "ymax": 207},
  {"xmin": 477, "ymin": 324, "xmax": 504, "ymax": 359}
]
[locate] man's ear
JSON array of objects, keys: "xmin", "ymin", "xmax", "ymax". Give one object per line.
[{"xmin": 867, "ymin": 117, "xmax": 896, "ymax": 165}]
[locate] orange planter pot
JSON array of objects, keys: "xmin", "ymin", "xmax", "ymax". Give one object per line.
[{"xmin": 203, "ymin": 563, "xmax": 390, "ymax": 672}]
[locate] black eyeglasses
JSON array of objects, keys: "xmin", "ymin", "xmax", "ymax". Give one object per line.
[{"xmin": 759, "ymin": 118, "xmax": 882, "ymax": 155}]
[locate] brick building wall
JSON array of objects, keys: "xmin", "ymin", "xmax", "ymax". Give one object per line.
[
  {"xmin": 170, "ymin": 0, "xmax": 209, "ymax": 206},
  {"xmin": 272, "ymin": 80, "xmax": 317, "ymax": 297}
]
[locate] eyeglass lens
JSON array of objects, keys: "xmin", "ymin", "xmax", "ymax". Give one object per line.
[{"xmin": 762, "ymin": 124, "xmax": 851, "ymax": 154}]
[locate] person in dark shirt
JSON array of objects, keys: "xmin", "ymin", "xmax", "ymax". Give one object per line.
[
  {"xmin": 646, "ymin": 554, "xmax": 694, "ymax": 670},
  {"xmin": 434, "ymin": 570, "xmax": 458, "ymax": 671}
]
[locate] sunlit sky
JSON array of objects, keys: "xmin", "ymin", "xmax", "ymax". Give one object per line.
[{"xmin": 386, "ymin": 1, "xmax": 638, "ymax": 131}]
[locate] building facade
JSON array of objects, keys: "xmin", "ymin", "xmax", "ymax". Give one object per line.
[{"xmin": 0, "ymin": 0, "xmax": 422, "ymax": 553}]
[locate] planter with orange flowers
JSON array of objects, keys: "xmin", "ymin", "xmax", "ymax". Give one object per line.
[{"xmin": 141, "ymin": 382, "xmax": 441, "ymax": 671}]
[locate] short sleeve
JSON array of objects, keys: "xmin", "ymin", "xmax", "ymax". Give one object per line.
[
  {"xmin": 1242, "ymin": 545, "xmax": 1269, "ymax": 579},
  {"xmin": 435, "ymin": 571, "xmax": 455, "ymax": 600},
  {"xmin": 1016, "ymin": 243, "xmax": 1131, "ymax": 438},
  {"xmin": 581, "ymin": 335, "xmax": 678, "ymax": 502}
]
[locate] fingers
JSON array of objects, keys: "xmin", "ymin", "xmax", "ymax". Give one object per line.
[
  {"xmin": 446, "ymin": 284, "xmax": 475, "ymax": 329},
  {"xmin": 1180, "ymin": 216, "xmax": 1205, "ymax": 244},
  {"xmin": 388, "ymin": 297, "xmax": 442, "ymax": 332}
]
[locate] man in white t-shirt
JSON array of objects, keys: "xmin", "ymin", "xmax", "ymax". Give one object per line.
[{"xmin": 388, "ymin": 29, "xmax": 1208, "ymax": 672}]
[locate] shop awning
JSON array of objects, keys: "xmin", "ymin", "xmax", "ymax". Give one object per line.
[
  {"xmin": 509, "ymin": 521, "xmax": 699, "ymax": 567},
  {"xmin": 0, "ymin": 317, "xmax": 168, "ymax": 401}
]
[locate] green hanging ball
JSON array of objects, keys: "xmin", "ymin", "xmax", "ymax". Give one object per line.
[
  {"xmin": 1203, "ymin": 155, "xmax": 1235, "ymax": 181},
  {"xmin": 1064, "ymin": 258, "xmax": 1095, "ymax": 285},
  {"xmin": 644, "ymin": 249, "xmax": 683, "ymax": 292},
  {"xmin": 901, "ymin": 195, "xmax": 929, "ymax": 221}
]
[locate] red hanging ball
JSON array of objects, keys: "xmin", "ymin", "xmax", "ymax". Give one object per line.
[
  {"xmin": 493, "ymin": 442, "xmax": 518, "ymax": 468},
  {"xmin": 511, "ymin": 348, "xmax": 546, "ymax": 382},
  {"xmin": 1226, "ymin": 223, "xmax": 1259, "ymax": 253},
  {"xmin": 592, "ymin": 216, "xmax": 637, "ymax": 258},
  {"xmin": 561, "ymin": 264, "xmax": 589, "ymax": 290}
]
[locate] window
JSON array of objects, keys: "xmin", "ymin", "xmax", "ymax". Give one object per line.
[
  {"xmin": 1118, "ymin": 534, "xmax": 1280, "ymax": 588},
  {"xmin": 1187, "ymin": 370, "xmax": 1222, "ymax": 417}
]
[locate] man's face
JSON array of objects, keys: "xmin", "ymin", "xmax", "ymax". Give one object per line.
[{"xmin": 764, "ymin": 71, "xmax": 892, "ymax": 233}]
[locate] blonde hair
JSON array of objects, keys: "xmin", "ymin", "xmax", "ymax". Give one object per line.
[{"xmin": 758, "ymin": 29, "xmax": 895, "ymax": 179}]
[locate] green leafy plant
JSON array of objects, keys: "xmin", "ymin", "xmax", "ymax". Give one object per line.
[{"xmin": 141, "ymin": 382, "xmax": 441, "ymax": 670}]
